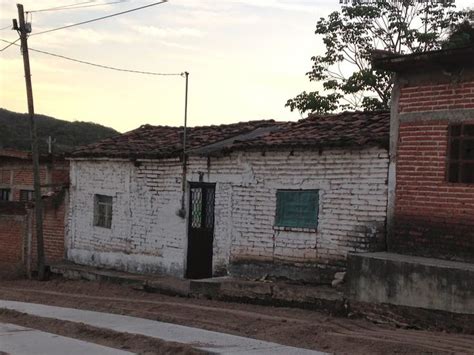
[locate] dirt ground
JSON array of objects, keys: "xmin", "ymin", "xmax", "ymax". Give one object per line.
[{"xmin": 0, "ymin": 278, "xmax": 473, "ymax": 354}]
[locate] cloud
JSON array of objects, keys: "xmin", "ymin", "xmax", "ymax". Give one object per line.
[
  {"xmin": 171, "ymin": 0, "xmax": 320, "ymax": 12},
  {"xmin": 28, "ymin": 27, "xmax": 137, "ymax": 48},
  {"xmin": 130, "ymin": 25, "xmax": 204, "ymax": 38},
  {"xmin": 230, "ymin": 0, "xmax": 321, "ymax": 12},
  {"xmin": 159, "ymin": 39, "xmax": 198, "ymax": 50}
]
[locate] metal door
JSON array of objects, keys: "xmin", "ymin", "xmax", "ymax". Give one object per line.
[{"xmin": 186, "ymin": 183, "xmax": 215, "ymax": 279}]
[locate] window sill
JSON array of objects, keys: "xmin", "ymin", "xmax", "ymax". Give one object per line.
[
  {"xmin": 445, "ymin": 181, "xmax": 474, "ymax": 186},
  {"xmin": 273, "ymin": 226, "xmax": 317, "ymax": 233},
  {"xmin": 93, "ymin": 225, "xmax": 112, "ymax": 230}
]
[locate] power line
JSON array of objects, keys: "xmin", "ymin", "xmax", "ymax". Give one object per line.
[
  {"xmin": 0, "ymin": 37, "xmax": 20, "ymax": 52},
  {"xmin": 30, "ymin": 0, "xmax": 168, "ymax": 37},
  {"xmin": 28, "ymin": 1, "xmax": 129, "ymax": 13},
  {"xmin": 0, "ymin": 38, "xmax": 183, "ymax": 77},
  {"xmin": 0, "ymin": 25, "xmax": 12, "ymax": 30}
]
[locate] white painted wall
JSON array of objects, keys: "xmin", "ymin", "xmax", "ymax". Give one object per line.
[{"xmin": 67, "ymin": 147, "xmax": 389, "ymax": 278}]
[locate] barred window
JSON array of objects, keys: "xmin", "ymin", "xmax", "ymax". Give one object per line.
[
  {"xmin": 447, "ymin": 124, "xmax": 474, "ymax": 184},
  {"xmin": 20, "ymin": 190, "xmax": 34, "ymax": 202},
  {"xmin": 94, "ymin": 194, "xmax": 113, "ymax": 229},
  {"xmin": 0, "ymin": 188, "xmax": 10, "ymax": 201},
  {"xmin": 275, "ymin": 190, "xmax": 319, "ymax": 229}
]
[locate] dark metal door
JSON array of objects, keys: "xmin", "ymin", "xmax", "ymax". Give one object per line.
[{"xmin": 186, "ymin": 183, "xmax": 215, "ymax": 279}]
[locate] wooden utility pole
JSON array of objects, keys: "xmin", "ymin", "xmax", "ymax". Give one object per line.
[{"xmin": 15, "ymin": 3, "xmax": 46, "ymax": 280}]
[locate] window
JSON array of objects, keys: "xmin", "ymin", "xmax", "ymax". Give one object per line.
[
  {"xmin": 447, "ymin": 123, "xmax": 474, "ymax": 183},
  {"xmin": 20, "ymin": 190, "xmax": 34, "ymax": 202},
  {"xmin": 275, "ymin": 190, "xmax": 319, "ymax": 229},
  {"xmin": 94, "ymin": 194, "xmax": 113, "ymax": 229},
  {"xmin": 0, "ymin": 188, "xmax": 10, "ymax": 201}
]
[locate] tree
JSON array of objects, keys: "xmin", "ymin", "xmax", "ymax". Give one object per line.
[
  {"xmin": 443, "ymin": 20, "xmax": 474, "ymax": 48},
  {"xmin": 287, "ymin": 0, "xmax": 469, "ymax": 115}
]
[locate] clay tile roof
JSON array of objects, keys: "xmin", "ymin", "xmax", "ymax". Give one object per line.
[
  {"xmin": 70, "ymin": 111, "xmax": 389, "ymax": 159},
  {"xmin": 0, "ymin": 149, "xmax": 31, "ymax": 160},
  {"xmin": 231, "ymin": 111, "xmax": 390, "ymax": 151},
  {"xmin": 70, "ymin": 120, "xmax": 277, "ymax": 159},
  {"xmin": 0, "ymin": 149, "xmax": 65, "ymax": 161}
]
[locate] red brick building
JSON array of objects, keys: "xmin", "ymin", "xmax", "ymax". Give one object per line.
[
  {"xmin": 0, "ymin": 149, "xmax": 69, "ymax": 273},
  {"xmin": 0, "ymin": 149, "xmax": 69, "ymax": 202},
  {"xmin": 374, "ymin": 46, "xmax": 474, "ymax": 262}
]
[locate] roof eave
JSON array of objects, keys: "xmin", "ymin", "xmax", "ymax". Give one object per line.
[{"xmin": 372, "ymin": 46, "xmax": 474, "ymax": 72}]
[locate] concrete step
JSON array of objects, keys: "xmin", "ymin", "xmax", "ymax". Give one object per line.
[
  {"xmin": 50, "ymin": 262, "xmax": 191, "ymax": 297},
  {"xmin": 190, "ymin": 276, "xmax": 345, "ymax": 312},
  {"xmin": 51, "ymin": 262, "xmax": 345, "ymax": 313}
]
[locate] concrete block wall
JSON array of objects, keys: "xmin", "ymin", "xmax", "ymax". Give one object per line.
[
  {"xmin": 68, "ymin": 147, "xmax": 388, "ymax": 281},
  {"xmin": 347, "ymin": 252, "xmax": 474, "ymax": 314}
]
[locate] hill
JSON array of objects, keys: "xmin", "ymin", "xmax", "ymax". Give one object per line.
[{"xmin": 0, "ymin": 108, "xmax": 119, "ymax": 153}]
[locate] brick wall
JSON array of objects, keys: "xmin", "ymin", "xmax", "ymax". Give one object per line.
[
  {"xmin": 0, "ymin": 214, "xmax": 26, "ymax": 266},
  {"xmin": 30, "ymin": 197, "xmax": 67, "ymax": 266},
  {"xmin": 0, "ymin": 195, "xmax": 66, "ymax": 272},
  {"xmin": 392, "ymin": 78, "xmax": 474, "ymax": 262},
  {"xmin": 399, "ymin": 81, "xmax": 474, "ymax": 113},
  {"xmin": 0, "ymin": 156, "xmax": 68, "ymax": 272},
  {"xmin": 67, "ymin": 147, "xmax": 389, "ymax": 281},
  {"xmin": 0, "ymin": 158, "xmax": 69, "ymax": 201}
]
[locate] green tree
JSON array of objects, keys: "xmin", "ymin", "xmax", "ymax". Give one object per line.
[
  {"xmin": 443, "ymin": 20, "xmax": 474, "ymax": 48},
  {"xmin": 287, "ymin": 0, "xmax": 469, "ymax": 115}
]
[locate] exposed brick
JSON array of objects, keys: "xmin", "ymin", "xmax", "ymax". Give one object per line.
[
  {"xmin": 392, "ymin": 121, "xmax": 474, "ymax": 261},
  {"xmin": 0, "ymin": 155, "xmax": 69, "ymax": 268},
  {"xmin": 399, "ymin": 80, "xmax": 474, "ymax": 113}
]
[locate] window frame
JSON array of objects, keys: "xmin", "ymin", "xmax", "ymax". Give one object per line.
[
  {"xmin": 274, "ymin": 189, "xmax": 319, "ymax": 230},
  {"xmin": 93, "ymin": 194, "xmax": 113, "ymax": 229},
  {"xmin": 19, "ymin": 189, "xmax": 35, "ymax": 202},
  {"xmin": 447, "ymin": 122, "xmax": 474, "ymax": 184},
  {"xmin": 0, "ymin": 188, "xmax": 10, "ymax": 201}
]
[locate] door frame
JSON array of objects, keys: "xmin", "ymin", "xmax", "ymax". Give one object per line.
[{"xmin": 185, "ymin": 182, "xmax": 216, "ymax": 279}]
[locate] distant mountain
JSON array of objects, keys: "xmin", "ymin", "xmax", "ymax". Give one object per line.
[{"xmin": 0, "ymin": 108, "xmax": 119, "ymax": 154}]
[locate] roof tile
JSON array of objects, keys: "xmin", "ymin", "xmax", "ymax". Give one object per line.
[{"xmin": 70, "ymin": 111, "xmax": 390, "ymax": 159}]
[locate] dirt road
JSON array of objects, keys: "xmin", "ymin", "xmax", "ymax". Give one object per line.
[{"xmin": 0, "ymin": 279, "xmax": 473, "ymax": 354}]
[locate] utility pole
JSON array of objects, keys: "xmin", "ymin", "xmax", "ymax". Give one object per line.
[
  {"xmin": 14, "ymin": 3, "xmax": 46, "ymax": 280},
  {"xmin": 179, "ymin": 72, "xmax": 189, "ymax": 217}
]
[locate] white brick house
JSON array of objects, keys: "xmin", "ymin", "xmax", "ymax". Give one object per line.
[{"xmin": 67, "ymin": 112, "xmax": 390, "ymax": 283}]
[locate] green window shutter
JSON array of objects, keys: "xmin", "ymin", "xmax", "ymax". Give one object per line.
[{"xmin": 275, "ymin": 190, "xmax": 319, "ymax": 228}]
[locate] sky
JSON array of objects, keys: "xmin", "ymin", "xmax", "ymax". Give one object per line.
[{"xmin": 0, "ymin": 0, "xmax": 471, "ymax": 133}]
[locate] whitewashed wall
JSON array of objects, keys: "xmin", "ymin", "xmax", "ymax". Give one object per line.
[{"xmin": 67, "ymin": 147, "xmax": 389, "ymax": 279}]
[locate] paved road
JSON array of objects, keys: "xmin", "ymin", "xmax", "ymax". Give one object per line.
[
  {"xmin": 0, "ymin": 322, "xmax": 133, "ymax": 355},
  {"xmin": 0, "ymin": 300, "xmax": 325, "ymax": 354}
]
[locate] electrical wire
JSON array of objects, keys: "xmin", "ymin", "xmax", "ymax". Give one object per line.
[
  {"xmin": 0, "ymin": 25, "xmax": 12, "ymax": 30},
  {"xmin": 30, "ymin": 0, "xmax": 168, "ymax": 37},
  {"xmin": 28, "ymin": 1, "xmax": 129, "ymax": 13},
  {"xmin": 0, "ymin": 38, "xmax": 183, "ymax": 77},
  {"xmin": 0, "ymin": 37, "xmax": 20, "ymax": 52}
]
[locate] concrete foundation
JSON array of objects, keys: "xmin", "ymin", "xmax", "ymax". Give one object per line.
[
  {"xmin": 229, "ymin": 260, "xmax": 342, "ymax": 284},
  {"xmin": 346, "ymin": 252, "xmax": 474, "ymax": 314}
]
